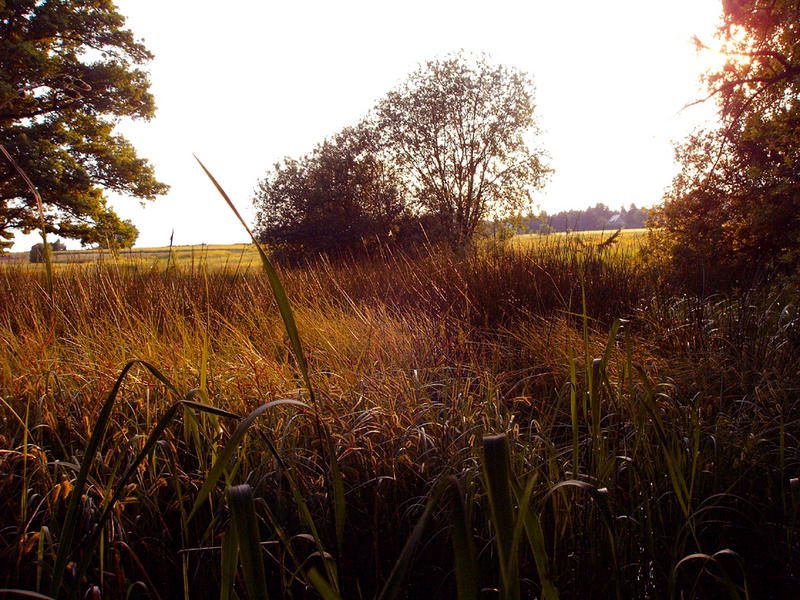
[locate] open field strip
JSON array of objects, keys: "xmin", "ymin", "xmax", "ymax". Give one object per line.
[{"xmin": 1, "ymin": 229, "xmax": 649, "ymax": 270}]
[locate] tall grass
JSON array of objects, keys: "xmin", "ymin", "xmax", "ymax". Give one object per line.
[{"xmin": 0, "ymin": 236, "xmax": 798, "ymax": 598}]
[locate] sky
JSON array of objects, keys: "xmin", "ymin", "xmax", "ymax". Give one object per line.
[{"xmin": 14, "ymin": 0, "xmax": 726, "ymax": 250}]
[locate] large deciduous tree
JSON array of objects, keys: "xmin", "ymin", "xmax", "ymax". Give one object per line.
[
  {"xmin": 650, "ymin": 0, "xmax": 800, "ymax": 289},
  {"xmin": 253, "ymin": 125, "xmax": 406, "ymax": 257},
  {"xmin": 0, "ymin": 0, "xmax": 168, "ymax": 251},
  {"xmin": 376, "ymin": 52, "xmax": 550, "ymax": 246}
]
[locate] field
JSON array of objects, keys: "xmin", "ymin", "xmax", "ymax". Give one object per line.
[
  {"xmin": 514, "ymin": 228, "xmax": 648, "ymax": 251},
  {"xmin": 1, "ymin": 235, "xmax": 798, "ymax": 599},
  {"xmin": 1, "ymin": 229, "xmax": 648, "ymax": 270},
  {"xmin": 0, "ymin": 243, "xmax": 262, "ymax": 271}
]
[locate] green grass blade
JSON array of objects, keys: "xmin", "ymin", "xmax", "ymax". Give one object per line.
[
  {"xmin": 330, "ymin": 440, "xmax": 346, "ymax": 558},
  {"xmin": 481, "ymin": 434, "xmax": 520, "ymax": 600},
  {"xmin": 634, "ymin": 367, "xmax": 690, "ymax": 516},
  {"xmin": 511, "ymin": 474, "xmax": 559, "ymax": 600},
  {"xmin": 446, "ymin": 477, "xmax": 479, "ymax": 600},
  {"xmin": 307, "ymin": 568, "xmax": 343, "ymax": 600},
  {"xmin": 187, "ymin": 399, "xmax": 308, "ymax": 523},
  {"xmin": 194, "ymin": 156, "xmax": 312, "ymax": 398},
  {"xmin": 20, "ymin": 400, "xmax": 30, "ymax": 525},
  {"xmin": 568, "ymin": 343, "xmax": 579, "ymax": 476},
  {"xmin": 228, "ymin": 485, "xmax": 269, "ymax": 600},
  {"xmin": 282, "ymin": 461, "xmax": 339, "ymax": 592},
  {"xmin": 251, "ymin": 425, "xmax": 340, "ymax": 592},
  {"xmin": 377, "ymin": 480, "xmax": 447, "ymax": 600},
  {"xmin": 36, "ymin": 527, "xmax": 47, "ymax": 593},
  {"xmin": 220, "ymin": 510, "xmax": 239, "ymax": 600},
  {"xmin": 601, "ymin": 318, "xmax": 621, "ymax": 370},
  {"xmin": 196, "ymin": 155, "xmax": 347, "ymax": 575},
  {"xmin": 546, "ymin": 480, "xmax": 619, "ymax": 599}
]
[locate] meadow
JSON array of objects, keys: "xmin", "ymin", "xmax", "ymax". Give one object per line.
[
  {"xmin": 0, "ymin": 243, "xmax": 262, "ymax": 271},
  {"xmin": 0, "ymin": 233, "xmax": 798, "ymax": 599}
]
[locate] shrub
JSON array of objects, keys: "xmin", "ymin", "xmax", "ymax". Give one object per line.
[{"xmin": 29, "ymin": 239, "xmax": 65, "ymax": 263}]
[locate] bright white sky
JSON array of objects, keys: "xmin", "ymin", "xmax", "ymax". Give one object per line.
[{"xmin": 14, "ymin": 0, "xmax": 726, "ymax": 250}]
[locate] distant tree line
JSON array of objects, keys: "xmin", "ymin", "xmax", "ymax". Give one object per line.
[
  {"xmin": 520, "ymin": 203, "xmax": 649, "ymax": 234},
  {"xmin": 253, "ymin": 52, "xmax": 551, "ymax": 259}
]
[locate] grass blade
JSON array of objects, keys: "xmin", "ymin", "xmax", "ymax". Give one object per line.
[
  {"xmin": 446, "ymin": 477, "xmax": 479, "ymax": 600},
  {"xmin": 0, "ymin": 590, "xmax": 57, "ymax": 600},
  {"xmin": 377, "ymin": 480, "xmax": 447, "ymax": 600},
  {"xmin": 511, "ymin": 474, "xmax": 559, "ymax": 600},
  {"xmin": 228, "ymin": 485, "xmax": 269, "ymax": 600},
  {"xmin": 196, "ymin": 155, "xmax": 347, "ymax": 573},
  {"xmin": 220, "ymin": 513, "xmax": 239, "ymax": 600},
  {"xmin": 481, "ymin": 435, "xmax": 520, "ymax": 600},
  {"xmin": 546, "ymin": 480, "xmax": 619, "ymax": 599},
  {"xmin": 0, "ymin": 142, "xmax": 53, "ymax": 299},
  {"xmin": 194, "ymin": 156, "xmax": 312, "ymax": 397},
  {"xmin": 187, "ymin": 399, "xmax": 308, "ymax": 523},
  {"xmin": 307, "ymin": 567, "xmax": 343, "ymax": 600}
]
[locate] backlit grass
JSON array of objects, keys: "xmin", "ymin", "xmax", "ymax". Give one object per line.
[{"xmin": 0, "ymin": 239, "xmax": 797, "ymax": 599}]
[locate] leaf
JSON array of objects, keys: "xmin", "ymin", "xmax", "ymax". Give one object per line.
[
  {"xmin": 377, "ymin": 480, "xmax": 447, "ymax": 600},
  {"xmin": 481, "ymin": 434, "xmax": 520, "ymax": 600},
  {"xmin": 194, "ymin": 156, "xmax": 313, "ymax": 398},
  {"xmin": 446, "ymin": 476, "xmax": 479, "ymax": 600},
  {"xmin": 306, "ymin": 568, "xmax": 342, "ymax": 600},
  {"xmin": 228, "ymin": 485, "xmax": 269, "ymax": 600},
  {"xmin": 511, "ymin": 476, "xmax": 559, "ymax": 600},
  {"xmin": 187, "ymin": 400, "xmax": 308, "ymax": 523}
]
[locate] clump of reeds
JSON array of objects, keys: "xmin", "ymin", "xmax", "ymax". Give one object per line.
[{"xmin": 0, "ymin": 177, "xmax": 798, "ymax": 598}]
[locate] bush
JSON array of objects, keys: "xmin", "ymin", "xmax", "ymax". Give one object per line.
[
  {"xmin": 29, "ymin": 239, "xmax": 65, "ymax": 263},
  {"xmin": 253, "ymin": 125, "xmax": 406, "ymax": 260}
]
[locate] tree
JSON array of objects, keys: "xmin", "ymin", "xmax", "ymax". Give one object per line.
[
  {"xmin": 650, "ymin": 0, "xmax": 800, "ymax": 288},
  {"xmin": 253, "ymin": 125, "xmax": 407, "ymax": 257},
  {"xmin": 0, "ymin": 0, "xmax": 168, "ymax": 252},
  {"xmin": 375, "ymin": 52, "xmax": 550, "ymax": 246},
  {"xmin": 29, "ymin": 238, "xmax": 65, "ymax": 263}
]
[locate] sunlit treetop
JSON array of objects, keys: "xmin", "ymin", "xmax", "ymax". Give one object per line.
[
  {"xmin": 0, "ymin": 0, "xmax": 168, "ymax": 251},
  {"xmin": 651, "ymin": 0, "xmax": 800, "ymax": 290},
  {"xmin": 699, "ymin": 0, "xmax": 800, "ymax": 119}
]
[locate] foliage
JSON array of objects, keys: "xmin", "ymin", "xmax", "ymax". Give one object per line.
[
  {"xmin": 376, "ymin": 52, "xmax": 551, "ymax": 246},
  {"xmin": 253, "ymin": 125, "xmax": 407, "ymax": 258},
  {"xmin": 650, "ymin": 0, "xmax": 800, "ymax": 290},
  {"xmin": 253, "ymin": 53, "xmax": 550, "ymax": 257},
  {"xmin": 28, "ymin": 239, "xmax": 65, "ymax": 263},
  {"xmin": 0, "ymin": 0, "xmax": 168, "ymax": 252},
  {"xmin": 519, "ymin": 202, "xmax": 649, "ymax": 234}
]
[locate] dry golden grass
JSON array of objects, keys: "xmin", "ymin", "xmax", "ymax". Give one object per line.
[{"xmin": 0, "ymin": 242, "xmax": 797, "ymax": 599}]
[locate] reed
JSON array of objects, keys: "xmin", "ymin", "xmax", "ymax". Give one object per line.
[{"xmin": 0, "ymin": 224, "xmax": 797, "ymax": 597}]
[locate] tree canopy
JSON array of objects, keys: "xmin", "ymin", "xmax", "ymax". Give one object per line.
[
  {"xmin": 650, "ymin": 0, "xmax": 800, "ymax": 289},
  {"xmin": 376, "ymin": 53, "xmax": 550, "ymax": 246},
  {"xmin": 253, "ymin": 125, "xmax": 407, "ymax": 257},
  {"xmin": 253, "ymin": 52, "xmax": 549, "ymax": 257},
  {"xmin": 0, "ymin": 0, "xmax": 168, "ymax": 251}
]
